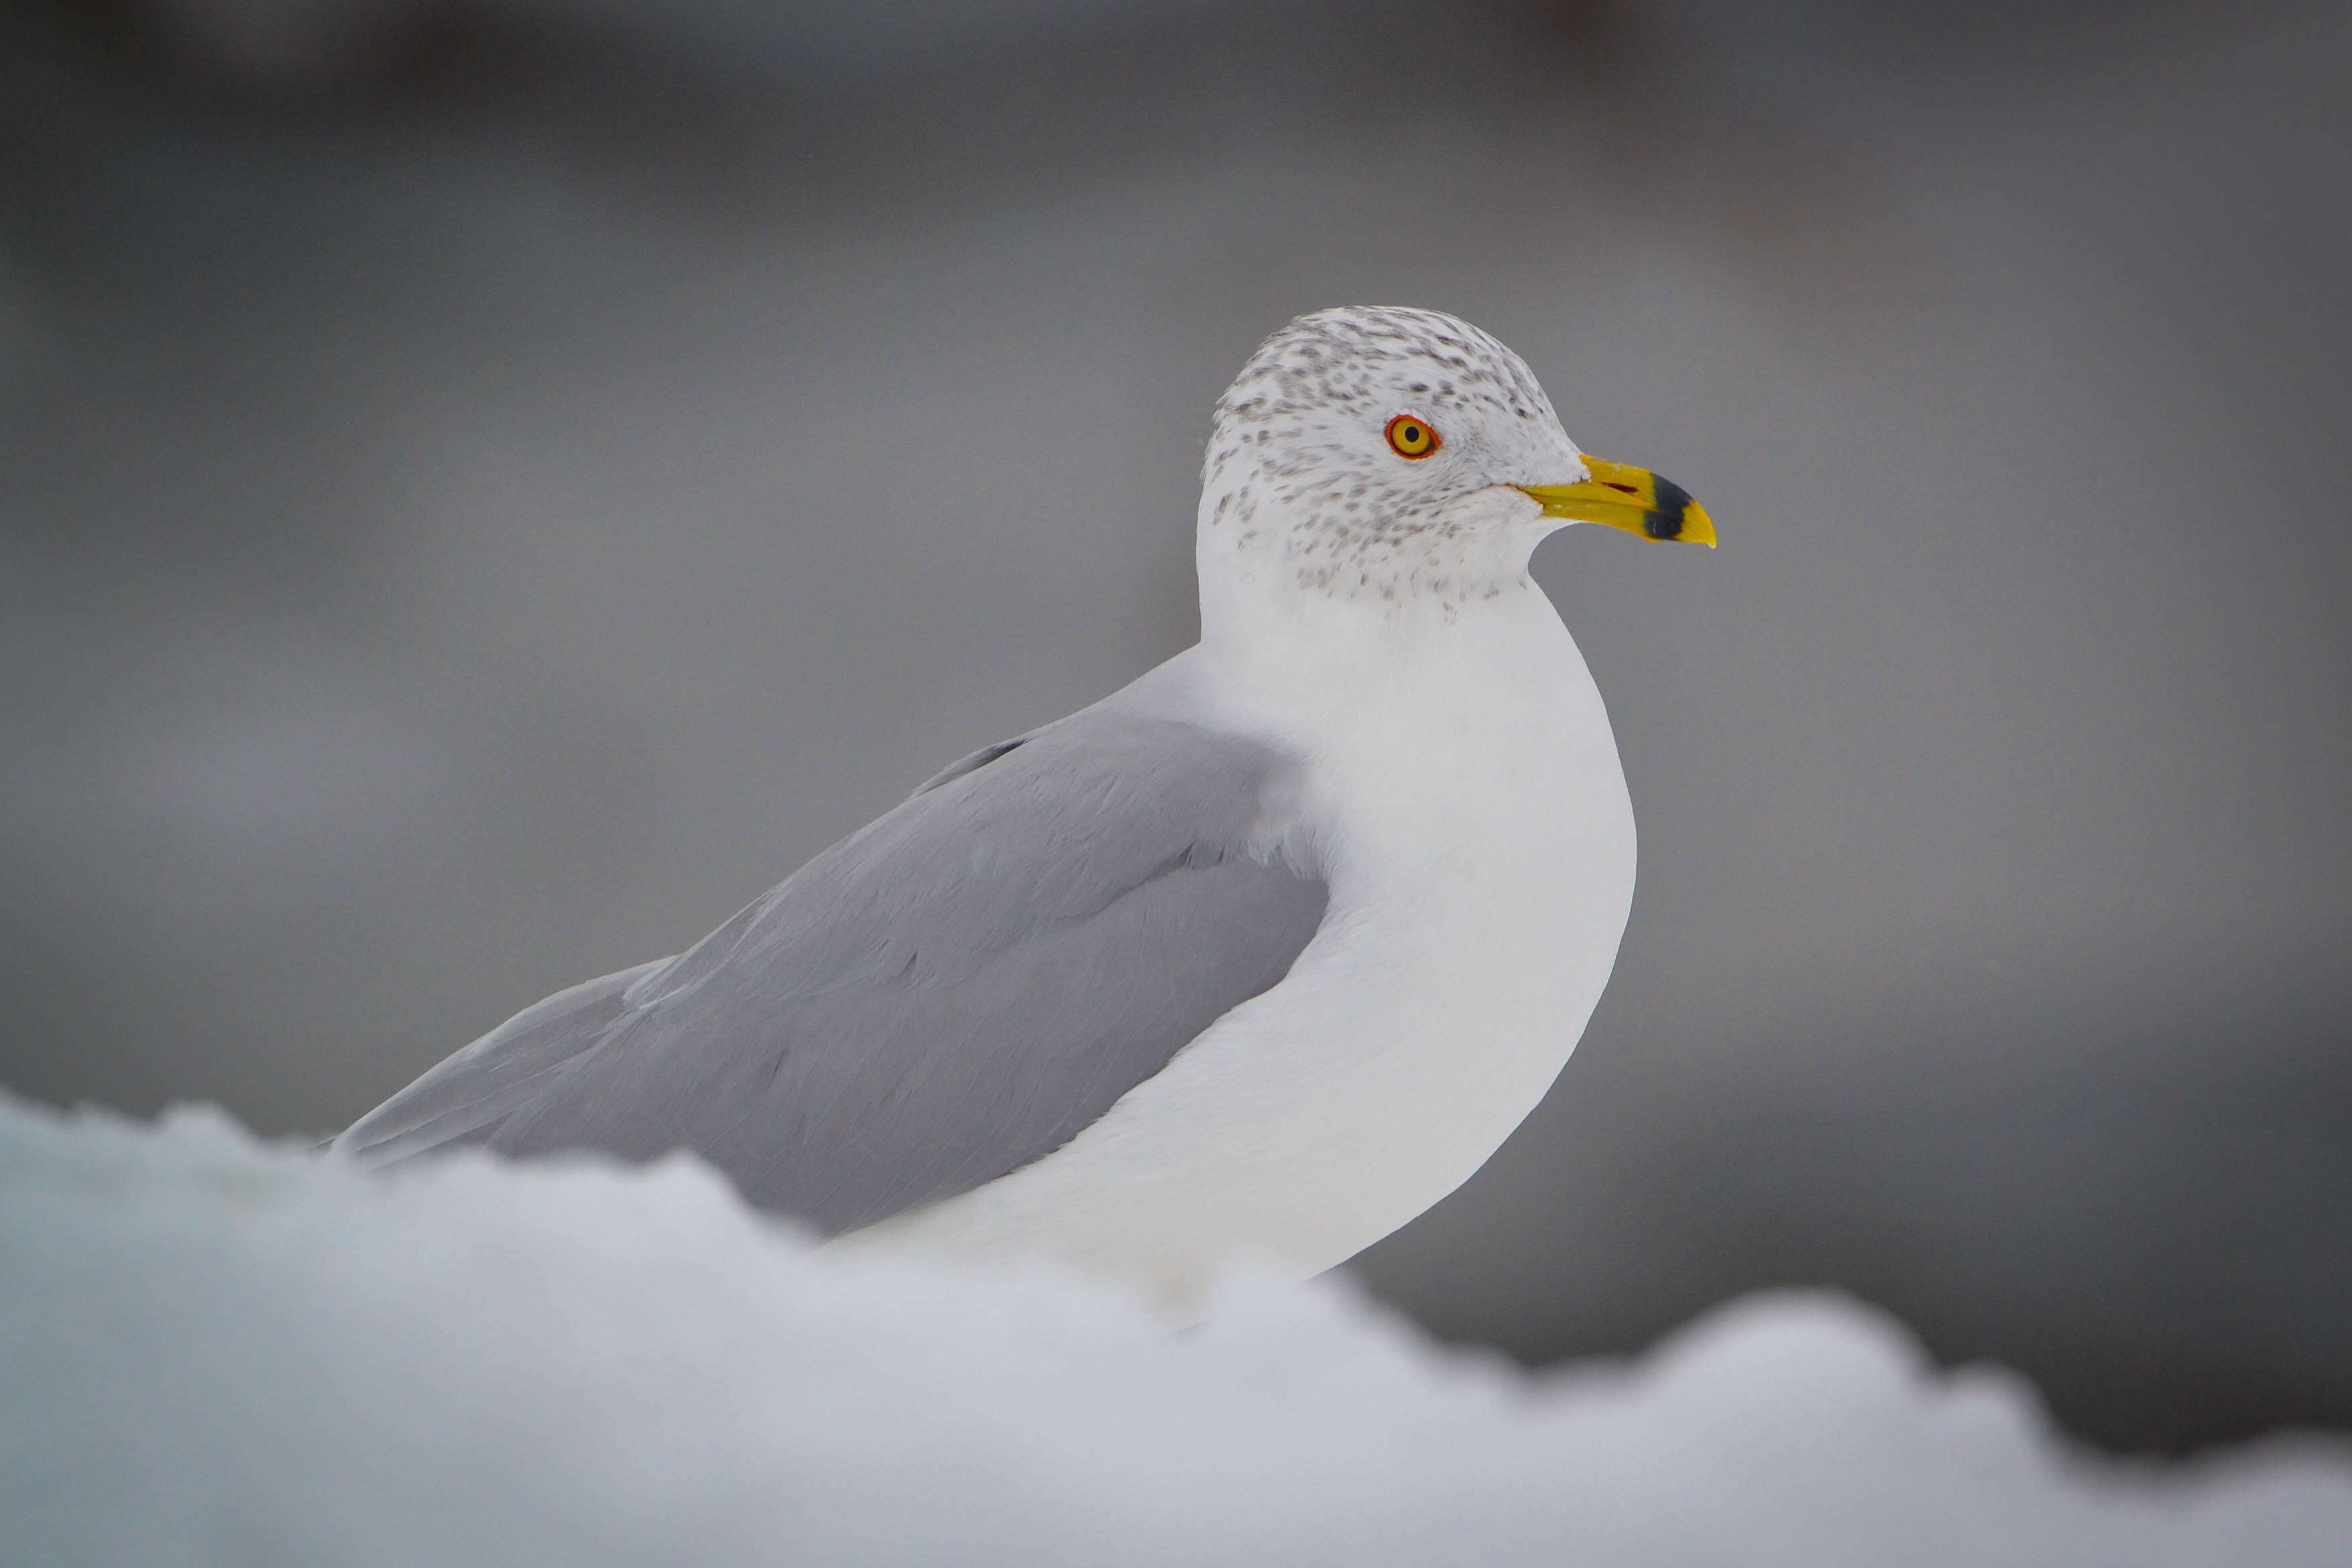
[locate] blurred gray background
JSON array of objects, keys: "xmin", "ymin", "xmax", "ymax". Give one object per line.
[{"xmin": 3, "ymin": 0, "xmax": 2345, "ymax": 1455}]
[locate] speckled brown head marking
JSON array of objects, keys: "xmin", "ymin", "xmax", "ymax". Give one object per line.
[{"xmin": 1201, "ymin": 306, "xmax": 1583, "ymax": 605}]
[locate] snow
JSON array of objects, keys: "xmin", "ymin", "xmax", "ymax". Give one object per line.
[{"xmin": 3, "ymin": 1093, "xmax": 2346, "ymax": 1568}]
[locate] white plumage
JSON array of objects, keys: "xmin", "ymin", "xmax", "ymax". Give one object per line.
[{"xmin": 342, "ymin": 305, "xmax": 1705, "ymax": 1299}]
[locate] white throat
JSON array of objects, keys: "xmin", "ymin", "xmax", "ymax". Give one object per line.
[{"xmin": 1194, "ymin": 479, "xmax": 1567, "ymax": 719}]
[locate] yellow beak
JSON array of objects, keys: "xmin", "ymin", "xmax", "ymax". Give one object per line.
[{"xmin": 1517, "ymin": 457, "xmax": 1716, "ymax": 546}]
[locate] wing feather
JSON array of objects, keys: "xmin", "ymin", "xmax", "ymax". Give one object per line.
[
  {"xmin": 337, "ymin": 709, "xmax": 1328, "ymax": 1235},
  {"xmin": 333, "ymin": 957, "xmax": 671, "ymax": 1164}
]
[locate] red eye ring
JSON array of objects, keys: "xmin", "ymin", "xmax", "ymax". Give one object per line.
[{"xmin": 1385, "ymin": 414, "xmax": 1440, "ymax": 459}]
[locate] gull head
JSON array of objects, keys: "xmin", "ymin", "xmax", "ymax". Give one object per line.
[{"xmin": 1199, "ymin": 306, "xmax": 1712, "ymax": 609}]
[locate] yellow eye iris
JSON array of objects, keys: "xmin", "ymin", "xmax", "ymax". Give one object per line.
[{"xmin": 1385, "ymin": 414, "xmax": 1439, "ymax": 459}]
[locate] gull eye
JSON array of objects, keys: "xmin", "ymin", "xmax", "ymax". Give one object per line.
[{"xmin": 1385, "ymin": 414, "xmax": 1440, "ymax": 460}]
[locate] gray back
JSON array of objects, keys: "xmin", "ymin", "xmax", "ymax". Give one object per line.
[{"xmin": 337, "ymin": 709, "xmax": 1328, "ymax": 1235}]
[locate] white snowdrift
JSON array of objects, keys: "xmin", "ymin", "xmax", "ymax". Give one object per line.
[{"xmin": 3, "ymin": 1093, "xmax": 2346, "ymax": 1568}]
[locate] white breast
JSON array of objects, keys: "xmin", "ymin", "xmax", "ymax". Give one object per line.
[{"xmin": 849, "ymin": 584, "xmax": 1636, "ymax": 1299}]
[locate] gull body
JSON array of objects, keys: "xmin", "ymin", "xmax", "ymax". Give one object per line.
[
  {"xmin": 337, "ymin": 306, "xmax": 1707, "ymax": 1298},
  {"xmin": 865, "ymin": 554, "xmax": 1633, "ymax": 1292}
]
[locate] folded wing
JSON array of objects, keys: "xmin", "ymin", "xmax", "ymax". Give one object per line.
[{"xmin": 335, "ymin": 711, "xmax": 1328, "ymax": 1235}]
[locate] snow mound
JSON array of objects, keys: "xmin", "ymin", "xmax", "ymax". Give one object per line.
[{"xmin": 3, "ymin": 1094, "xmax": 2346, "ymax": 1567}]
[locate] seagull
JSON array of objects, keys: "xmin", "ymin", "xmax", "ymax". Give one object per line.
[{"xmin": 336, "ymin": 306, "xmax": 1714, "ymax": 1297}]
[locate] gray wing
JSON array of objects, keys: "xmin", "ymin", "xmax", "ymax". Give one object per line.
[
  {"xmin": 336, "ymin": 707, "xmax": 1329, "ymax": 1235},
  {"xmin": 334, "ymin": 958, "xmax": 672, "ymax": 1165}
]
